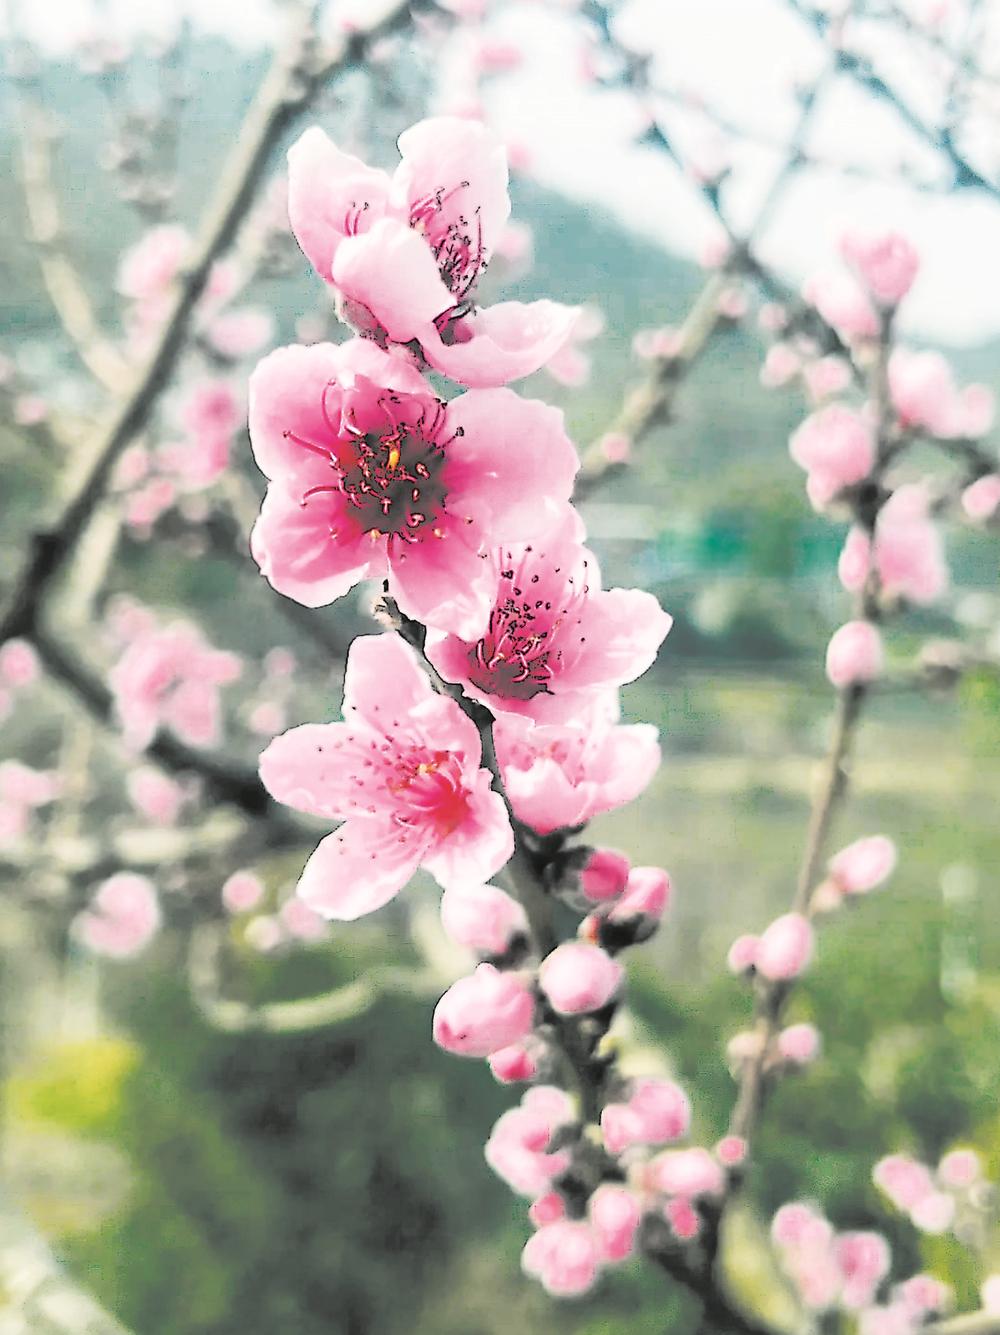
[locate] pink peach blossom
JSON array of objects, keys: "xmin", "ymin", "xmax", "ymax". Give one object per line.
[
  {"xmin": 889, "ymin": 348, "xmax": 963, "ymax": 437},
  {"xmin": 522, "ymin": 1220, "xmax": 601, "ymax": 1297},
  {"xmin": 896, "ymin": 1274, "xmax": 951, "ymax": 1317},
  {"xmin": 601, "ymin": 1077, "xmax": 690, "ymax": 1154},
  {"xmin": 962, "ymin": 474, "xmax": 1000, "ymax": 522},
  {"xmin": 259, "ymin": 634, "xmax": 514, "ymax": 919},
  {"xmin": 110, "ymin": 620, "xmax": 242, "ymax": 751},
  {"xmin": 840, "ymin": 228, "xmax": 919, "ymax": 307},
  {"xmin": 778, "ymin": 1022, "xmax": 822, "ymax": 1065},
  {"xmin": 117, "ymin": 224, "xmax": 189, "ymax": 300},
  {"xmin": 126, "ymin": 766, "xmax": 186, "ymax": 826},
  {"xmin": 206, "ymin": 308, "xmax": 274, "ymax": 359},
  {"xmin": 222, "ymin": 870, "xmax": 266, "ymax": 914},
  {"xmin": 488, "ymin": 1041, "xmax": 539, "ymax": 1084},
  {"xmin": 727, "ymin": 934, "xmax": 760, "ymax": 973},
  {"xmin": 825, "ymin": 620, "xmax": 884, "ymax": 688},
  {"xmin": 285, "ymin": 118, "xmax": 577, "ymax": 387},
  {"xmin": 529, "ymin": 1192, "xmax": 566, "ymax": 1227},
  {"xmin": 425, "ymin": 513, "xmax": 671, "ymax": 721},
  {"xmin": 433, "ymin": 962, "xmax": 535, "ymax": 1057},
  {"xmin": 607, "ymin": 866, "xmax": 671, "ymax": 924},
  {"xmin": 439, "ymin": 882, "xmax": 528, "ymax": 955},
  {"xmin": 873, "ymin": 1154, "xmax": 936, "ymax": 1211},
  {"xmin": 937, "ymin": 1147, "xmax": 981, "ymax": 1189},
  {"xmin": 834, "ymin": 1231, "xmax": 891, "ymax": 1310},
  {"xmin": 279, "ymin": 896, "xmax": 328, "ymax": 941},
  {"xmin": 580, "ymin": 847, "xmax": 632, "ymax": 902},
  {"xmin": 803, "ymin": 355, "xmax": 852, "ymax": 404},
  {"xmin": 875, "ymin": 484, "xmax": 948, "ymax": 604},
  {"xmin": 544, "ymin": 305, "xmax": 603, "ymax": 387},
  {"xmin": 0, "ymin": 638, "xmax": 40, "ymax": 688},
  {"xmin": 539, "ymin": 942, "xmax": 622, "ymax": 1014},
  {"xmin": 588, "ymin": 1184, "xmax": 641, "ymax": 1261},
  {"xmin": 828, "ymin": 835, "xmax": 897, "ymax": 894},
  {"xmin": 485, "ymin": 1086, "xmax": 574, "ymax": 1197},
  {"xmin": 755, "ymin": 913, "xmax": 814, "ymax": 981},
  {"xmin": 910, "ymin": 1191, "xmax": 955, "ymax": 1234},
  {"xmin": 75, "ymin": 872, "xmax": 161, "ymax": 959},
  {"xmin": 649, "ymin": 1147, "xmax": 725, "ymax": 1198},
  {"xmin": 760, "ymin": 343, "xmax": 800, "ymax": 388},
  {"xmin": 789, "ymin": 404, "xmax": 875, "ymax": 510},
  {"xmin": 715, "ymin": 1135, "xmax": 747, "ymax": 1166},
  {"xmin": 494, "ymin": 695, "xmax": 661, "ymax": 833},
  {"xmin": 802, "ymin": 268, "xmax": 878, "ymax": 340},
  {"xmin": 248, "ymin": 339, "xmax": 578, "ymax": 636},
  {"xmin": 664, "ymin": 1196, "xmax": 700, "ymax": 1240}
]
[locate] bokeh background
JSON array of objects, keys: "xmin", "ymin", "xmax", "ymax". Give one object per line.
[{"xmin": 1, "ymin": 1, "xmax": 1000, "ymax": 1332}]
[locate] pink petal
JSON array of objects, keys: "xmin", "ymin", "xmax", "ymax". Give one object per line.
[
  {"xmin": 388, "ymin": 526, "xmax": 496, "ymax": 639},
  {"xmin": 287, "ymin": 127, "xmax": 392, "ymax": 283},
  {"xmin": 421, "ymin": 300, "xmax": 580, "ymax": 388},
  {"xmin": 332, "ymin": 217, "xmax": 453, "ymax": 343},
  {"xmin": 560, "ymin": 587, "xmax": 673, "ymax": 692},
  {"xmin": 259, "ymin": 722, "xmax": 362, "ymax": 819},
  {"xmin": 342, "ymin": 632, "xmax": 435, "ymax": 725},
  {"xmin": 248, "ymin": 342, "xmax": 346, "ymax": 482},
  {"xmin": 296, "ymin": 818, "xmax": 426, "ymax": 920},
  {"xmin": 251, "ymin": 481, "xmax": 379, "ymax": 608},
  {"xmin": 444, "ymin": 390, "xmax": 579, "ymax": 540}
]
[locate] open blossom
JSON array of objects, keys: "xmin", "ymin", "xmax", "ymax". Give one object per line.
[
  {"xmin": 789, "ymin": 404, "xmax": 875, "ymax": 510},
  {"xmin": 259, "ymin": 634, "xmax": 513, "ymax": 919},
  {"xmin": 840, "ymin": 484, "xmax": 948, "ymax": 605},
  {"xmin": 494, "ymin": 694, "xmax": 661, "ymax": 833},
  {"xmin": 433, "ymin": 962, "xmax": 535, "ymax": 1056},
  {"xmin": 110, "ymin": 620, "xmax": 243, "ymax": 751},
  {"xmin": 486, "ymin": 1086, "xmax": 574, "ymax": 1197},
  {"xmin": 802, "ymin": 268, "xmax": 878, "ymax": 341},
  {"xmin": 285, "ymin": 116, "xmax": 577, "ymax": 387},
  {"xmin": 889, "ymin": 348, "xmax": 994, "ymax": 439},
  {"xmin": 248, "ymin": 339, "xmax": 578, "ymax": 636},
  {"xmin": 75, "ymin": 872, "xmax": 161, "ymax": 959},
  {"xmin": 425, "ymin": 513, "xmax": 671, "ymax": 722}
]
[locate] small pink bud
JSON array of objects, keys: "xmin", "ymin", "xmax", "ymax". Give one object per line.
[
  {"xmin": 0, "ymin": 638, "xmax": 40, "ymax": 688},
  {"xmin": 628, "ymin": 1077, "xmax": 691, "ymax": 1144},
  {"xmin": 539, "ymin": 943, "xmax": 623, "ymax": 1016},
  {"xmin": 609, "ymin": 866, "xmax": 671, "ymax": 921},
  {"xmin": 648, "ymin": 1148, "xmax": 725, "ymax": 1199},
  {"xmin": 529, "ymin": 1192, "xmax": 566, "ymax": 1227},
  {"xmin": 600, "ymin": 1102, "xmax": 644, "ymax": 1155},
  {"xmin": 432, "ymin": 964, "xmax": 535, "ymax": 1058},
  {"xmin": 959, "ymin": 384, "xmax": 995, "ymax": 438},
  {"xmin": 937, "ymin": 1148, "xmax": 980, "ymax": 1189},
  {"xmin": 599, "ymin": 431, "xmax": 631, "ymax": 464},
  {"xmin": 280, "ymin": 897, "xmax": 327, "ymax": 941},
  {"xmin": 580, "ymin": 848, "xmax": 631, "ymax": 902},
  {"xmin": 664, "ymin": 1196, "xmax": 700, "ymax": 1240},
  {"xmin": 222, "ymin": 870, "xmax": 265, "ymax": 914},
  {"xmin": 756, "ymin": 913, "xmax": 814, "ymax": 981},
  {"xmin": 910, "ymin": 1190, "xmax": 955, "ymax": 1234},
  {"xmin": 488, "ymin": 1042, "xmax": 539, "ymax": 1085},
  {"xmin": 873, "ymin": 1154, "xmax": 935, "ymax": 1211},
  {"xmin": 772, "ymin": 1202, "xmax": 826, "ymax": 1248},
  {"xmin": 828, "ymin": 835, "xmax": 897, "ymax": 895},
  {"xmin": 589, "ymin": 1184, "xmax": 641, "ymax": 1261},
  {"xmin": 962, "ymin": 474, "xmax": 1000, "ymax": 523},
  {"xmin": 439, "ymin": 883, "xmax": 528, "ymax": 955},
  {"xmin": 761, "ymin": 343, "xmax": 800, "ymax": 388},
  {"xmin": 715, "ymin": 1135, "xmax": 747, "ymax": 1167},
  {"xmin": 727, "ymin": 934, "xmax": 760, "ymax": 974},
  {"xmin": 789, "ymin": 404, "xmax": 875, "ymax": 510},
  {"xmin": 825, "ymin": 620, "xmax": 884, "ymax": 688},
  {"xmin": 777, "ymin": 1022, "xmax": 821, "ymax": 1065},
  {"xmin": 835, "ymin": 1231, "xmax": 891, "ymax": 1310},
  {"xmin": 522, "ymin": 1220, "xmax": 601, "ymax": 1297},
  {"xmin": 897, "ymin": 1274, "xmax": 952, "ymax": 1316}
]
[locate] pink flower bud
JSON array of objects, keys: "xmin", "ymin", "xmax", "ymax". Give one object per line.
[
  {"xmin": 222, "ymin": 871, "xmax": 265, "ymax": 914},
  {"xmin": 127, "ymin": 766, "xmax": 185, "ymax": 826},
  {"xmin": 439, "ymin": 883, "xmax": 528, "ymax": 955},
  {"xmin": 629, "ymin": 1077, "xmax": 691, "ymax": 1144},
  {"xmin": 825, "ymin": 620, "xmax": 884, "ymax": 688},
  {"xmin": 828, "ymin": 835, "xmax": 897, "ymax": 895},
  {"xmin": 600, "ymin": 1102, "xmax": 644, "ymax": 1155},
  {"xmin": 488, "ymin": 1042, "xmax": 539, "ymax": 1084},
  {"xmin": 789, "ymin": 404, "xmax": 875, "ymax": 510},
  {"xmin": 599, "ymin": 431, "xmax": 631, "ymax": 464},
  {"xmin": 873, "ymin": 1154, "xmax": 935, "ymax": 1211},
  {"xmin": 802, "ymin": 268, "xmax": 878, "ymax": 340},
  {"xmin": 727, "ymin": 934, "xmax": 760, "ymax": 974},
  {"xmin": 960, "ymin": 384, "xmax": 995, "ymax": 437},
  {"xmin": 580, "ymin": 848, "xmax": 631, "ymax": 902},
  {"xmin": 485, "ymin": 1087, "xmax": 573, "ymax": 1197},
  {"xmin": 75, "ymin": 872, "xmax": 161, "ymax": 959},
  {"xmin": 715, "ymin": 1135, "xmax": 747, "ymax": 1167},
  {"xmin": 897, "ymin": 1274, "xmax": 951, "ymax": 1316},
  {"xmin": 433, "ymin": 963, "xmax": 535, "ymax": 1058},
  {"xmin": 835, "ymin": 1230, "xmax": 891, "ymax": 1310},
  {"xmin": 539, "ymin": 943, "xmax": 622, "ymax": 1015},
  {"xmin": 0, "ymin": 638, "xmax": 39, "ymax": 688},
  {"xmin": 803, "ymin": 355, "xmax": 852, "ymax": 404},
  {"xmin": 648, "ymin": 1148, "xmax": 725, "ymax": 1199},
  {"xmin": 778, "ymin": 1023, "xmax": 821, "ymax": 1065},
  {"xmin": 664, "ymin": 1196, "xmax": 700, "ymax": 1240},
  {"xmin": 522, "ymin": 1220, "xmax": 601, "ymax": 1297},
  {"xmin": 589, "ymin": 1184, "xmax": 641, "ymax": 1261},
  {"xmin": 772, "ymin": 1202, "xmax": 827, "ymax": 1248},
  {"xmin": 910, "ymin": 1190, "xmax": 954, "ymax": 1234},
  {"xmin": 760, "ymin": 343, "xmax": 800, "ymax": 388},
  {"xmin": 937, "ymin": 1148, "xmax": 980, "ymax": 1189},
  {"xmin": 609, "ymin": 866, "xmax": 671, "ymax": 921},
  {"xmin": 962, "ymin": 474, "xmax": 1000, "ymax": 523},
  {"xmin": 840, "ymin": 228, "xmax": 919, "ymax": 307},
  {"xmin": 529, "ymin": 1192, "xmax": 566, "ymax": 1227},
  {"xmin": 839, "ymin": 525, "xmax": 872, "ymax": 592},
  {"xmin": 756, "ymin": 913, "xmax": 814, "ymax": 981},
  {"xmin": 280, "ymin": 897, "xmax": 327, "ymax": 941}
]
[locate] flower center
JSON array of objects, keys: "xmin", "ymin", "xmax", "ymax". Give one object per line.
[
  {"xmin": 467, "ymin": 552, "xmax": 587, "ymax": 701},
  {"xmin": 389, "ymin": 750, "xmax": 469, "ymax": 836},
  {"xmin": 287, "ymin": 389, "xmax": 455, "ymax": 543},
  {"xmin": 410, "ymin": 183, "xmax": 487, "ymax": 302}
]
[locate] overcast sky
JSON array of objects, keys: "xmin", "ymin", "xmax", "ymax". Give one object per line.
[{"xmin": 6, "ymin": 0, "xmax": 1000, "ymax": 345}]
